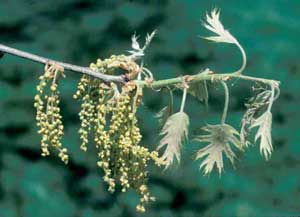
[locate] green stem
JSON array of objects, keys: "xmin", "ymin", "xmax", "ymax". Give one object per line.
[
  {"xmin": 233, "ymin": 42, "xmax": 247, "ymax": 75},
  {"xmin": 221, "ymin": 81, "xmax": 229, "ymax": 125},
  {"xmin": 267, "ymin": 82, "xmax": 280, "ymax": 112},
  {"xmin": 180, "ymin": 88, "xmax": 187, "ymax": 112},
  {"xmin": 136, "ymin": 72, "xmax": 279, "ymax": 90}
]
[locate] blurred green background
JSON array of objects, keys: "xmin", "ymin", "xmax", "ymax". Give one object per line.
[{"xmin": 0, "ymin": 0, "xmax": 299, "ymax": 217}]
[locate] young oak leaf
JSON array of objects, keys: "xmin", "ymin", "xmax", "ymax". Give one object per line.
[
  {"xmin": 202, "ymin": 9, "xmax": 246, "ymax": 74},
  {"xmin": 157, "ymin": 112, "xmax": 189, "ymax": 169},
  {"xmin": 188, "ymin": 81, "xmax": 208, "ymax": 103},
  {"xmin": 128, "ymin": 30, "xmax": 157, "ymax": 59},
  {"xmin": 250, "ymin": 111, "xmax": 273, "ymax": 160},
  {"xmin": 241, "ymin": 82, "xmax": 279, "ymax": 160},
  {"xmin": 131, "ymin": 34, "xmax": 141, "ymax": 50},
  {"xmin": 195, "ymin": 124, "xmax": 242, "ymax": 176},
  {"xmin": 155, "ymin": 105, "xmax": 173, "ymax": 127},
  {"xmin": 240, "ymin": 88, "xmax": 272, "ymax": 147},
  {"xmin": 202, "ymin": 8, "xmax": 238, "ymax": 44},
  {"xmin": 188, "ymin": 69, "xmax": 211, "ymax": 106}
]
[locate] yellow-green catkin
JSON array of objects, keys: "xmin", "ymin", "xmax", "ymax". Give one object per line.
[
  {"xmin": 107, "ymin": 83, "xmax": 163, "ymax": 212},
  {"xmin": 73, "ymin": 75, "xmax": 100, "ymax": 152},
  {"xmin": 34, "ymin": 63, "xmax": 68, "ymax": 164},
  {"xmin": 94, "ymin": 83, "xmax": 115, "ymax": 192},
  {"xmin": 73, "ymin": 57, "xmax": 164, "ymax": 212}
]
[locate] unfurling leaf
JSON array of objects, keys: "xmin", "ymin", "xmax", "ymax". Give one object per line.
[
  {"xmin": 131, "ymin": 34, "xmax": 141, "ymax": 50},
  {"xmin": 202, "ymin": 8, "xmax": 238, "ymax": 44},
  {"xmin": 128, "ymin": 30, "xmax": 156, "ymax": 59},
  {"xmin": 240, "ymin": 82, "xmax": 279, "ymax": 158},
  {"xmin": 194, "ymin": 124, "xmax": 242, "ymax": 176},
  {"xmin": 240, "ymin": 89, "xmax": 272, "ymax": 147},
  {"xmin": 188, "ymin": 81, "xmax": 208, "ymax": 104},
  {"xmin": 250, "ymin": 111, "xmax": 273, "ymax": 160},
  {"xmin": 157, "ymin": 112, "xmax": 189, "ymax": 169},
  {"xmin": 144, "ymin": 30, "xmax": 157, "ymax": 50},
  {"xmin": 188, "ymin": 69, "xmax": 210, "ymax": 106},
  {"xmin": 202, "ymin": 9, "xmax": 247, "ymax": 74}
]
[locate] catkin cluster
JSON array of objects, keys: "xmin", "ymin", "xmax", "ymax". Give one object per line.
[
  {"xmin": 107, "ymin": 83, "xmax": 161, "ymax": 212},
  {"xmin": 73, "ymin": 75, "xmax": 99, "ymax": 151},
  {"xmin": 73, "ymin": 57, "xmax": 163, "ymax": 212},
  {"xmin": 34, "ymin": 63, "xmax": 68, "ymax": 164}
]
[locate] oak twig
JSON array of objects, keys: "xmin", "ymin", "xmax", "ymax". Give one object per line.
[
  {"xmin": 0, "ymin": 44, "xmax": 124, "ymax": 83},
  {"xmin": 0, "ymin": 44, "xmax": 279, "ymax": 89}
]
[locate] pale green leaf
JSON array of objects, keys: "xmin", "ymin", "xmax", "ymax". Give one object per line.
[
  {"xmin": 195, "ymin": 124, "xmax": 242, "ymax": 176},
  {"xmin": 157, "ymin": 112, "xmax": 189, "ymax": 169},
  {"xmin": 202, "ymin": 8, "xmax": 238, "ymax": 44},
  {"xmin": 250, "ymin": 111, "xmax": 273, "ymax": 160},
  {"xmin": 240, "ymin": 82, "xmax": 279, "ymax": 157}
]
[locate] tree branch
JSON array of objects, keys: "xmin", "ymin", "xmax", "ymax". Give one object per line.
[
  {"xmin": 0, "ymin": 43, "xmax": 279, "ymax": 89},
  {"xmin": 0, "ymin": 44, "xmax": 124, "ymax": 83}
]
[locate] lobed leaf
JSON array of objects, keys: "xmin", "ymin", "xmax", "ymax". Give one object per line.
[
  {"xmin": 202, "ymin": 8, "xmax": 238, "ymax": 44},
  {"xmin": 250, "ymin": 111, "xmax": 273, "ymax": 160},
  {"xmin": 240, "ymin": 82, "xmax": 279, "ymax": 159},
  {"xmin": 157, "ymin": 112, "xmax": 189, "ymax": 169},
  {"xmin": 128, "ymin": 30, "xmax": 156, "ymax": 59},
  {"xmin": 195, "ymin": 124, "xmax": 242, "ymax": 175}
]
